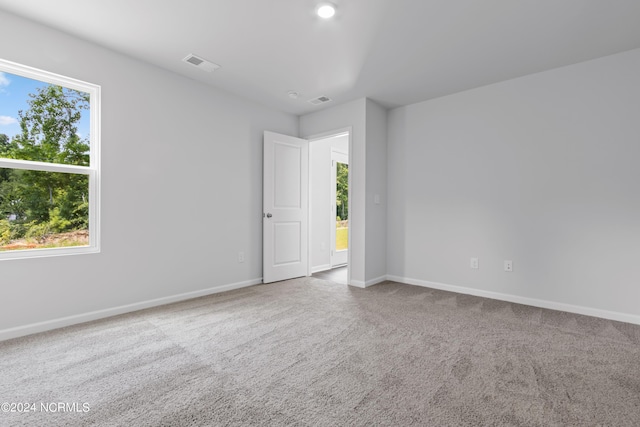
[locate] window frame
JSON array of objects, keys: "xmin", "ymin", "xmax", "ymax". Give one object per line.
[{"xmin": 0, "ymin": 59, "xmax": 100, "ymax": 260}]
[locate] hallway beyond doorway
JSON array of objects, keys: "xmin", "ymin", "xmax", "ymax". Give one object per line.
[{"xmin": 312, "ymin": 266, "xmax": 347, "ymax": 285}]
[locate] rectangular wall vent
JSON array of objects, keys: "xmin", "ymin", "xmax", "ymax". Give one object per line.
[
  {"xmin": 186, "ymin": 56, "xmax": 204, "ymax": 66},
  {"xmin": 182, "ymin": 54, "xmax": 220, "ymax": 73},
  {"xmin": 308, "ymin": 96, "xmax": 332, "ymax": 105}
]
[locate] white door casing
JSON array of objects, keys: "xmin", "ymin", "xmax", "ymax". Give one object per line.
[{"xmin": 263, "ymin": 131, "xmax": 309, "ymax": 283}]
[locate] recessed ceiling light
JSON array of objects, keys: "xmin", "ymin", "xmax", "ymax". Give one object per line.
[
  {"xmin": 316, "ymin": 3, "xmax": 336, "ymax": 19},
  {"xmin": 287, "ymin": 91, "xmax": 299, "ymax": 99}
]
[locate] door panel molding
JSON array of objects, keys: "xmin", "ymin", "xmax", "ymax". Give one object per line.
[{"xmin": 263, "ymin": 131, "xmax": 309, "ymax": 283}]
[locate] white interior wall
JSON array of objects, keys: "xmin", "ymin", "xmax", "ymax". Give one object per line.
[
  {"xmin": 387, "ymin": 48, "xmax": 640, "ymax": 323},
  {"xmin": 300, "ymin": 99, "xmax": 366, "ymax": 285},
  {"xmin": 309, "ymin": 134, "xmax": 348, "ymax": 272},
  {"xmin": 0, "ymin": 10, "xmax": 298, "ymax": 339},
  {"xmin": 300, "ymin": 98, "xmax": 388, "ymax": 287},
  {"xmin": 364, "ymin": 100, "xmax": 387, "ymax": 283},
  {"xmin": 4, "ymin": 8, "xmax": 639, "ymax": 339}
]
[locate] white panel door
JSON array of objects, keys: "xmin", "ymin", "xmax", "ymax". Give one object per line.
[{"xmin": 263, "ymin": 131, "xmax": 309, "ymax": 283}]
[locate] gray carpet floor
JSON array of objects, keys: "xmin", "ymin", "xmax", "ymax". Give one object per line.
[{"xmin": 1, "ymin": 278, "xmax": 639, "ymax": 426}]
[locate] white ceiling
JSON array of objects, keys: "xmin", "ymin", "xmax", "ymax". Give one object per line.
[{"xmin": 1, "ymin": 0, "xmax": 640, "ymax": 115}]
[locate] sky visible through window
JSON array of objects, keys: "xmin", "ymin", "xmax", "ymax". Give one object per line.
[{"xmin": 0, "ymin": 71, "xmax": 90, "ymax": 141}]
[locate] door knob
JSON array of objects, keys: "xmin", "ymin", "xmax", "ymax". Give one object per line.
[{"xmin": 266, "ymin": 213, "xmax": 273, "ymax": 218}]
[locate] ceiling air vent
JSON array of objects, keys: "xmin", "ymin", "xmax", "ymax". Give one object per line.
[
  {"xmin": 308, "ymin": 96, "xmax": 332, "ymax": 106},
  {"xmin": 182, "ymin": 54, "xmax": 220, "ymax": 72}
]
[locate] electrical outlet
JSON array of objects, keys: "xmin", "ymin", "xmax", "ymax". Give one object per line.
[
  {"xmin": 470, "ymin": 258, "xmax": 479, "ymax": 269},
  {"xmin": 504, "ymin": 260, "xmax": 513, "ymax": 272},
  {"xmin": 238, "ymin": 251, "xmax": 245, "ymax": 263}
]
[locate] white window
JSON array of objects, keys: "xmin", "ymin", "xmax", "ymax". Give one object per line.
[{"xmin": 0, "ymin": 59, "xmax": 100, "ymax": 260}]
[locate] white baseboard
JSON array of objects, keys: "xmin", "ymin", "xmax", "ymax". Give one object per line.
[
  {"xmin": 0, "ymin": 278, "xmax": 262, "ymax": 342},
  {"xmin": 350, "ymin": 275, "xmax": 387, "ymax": 289},
  {"xmin": 387, "ymin": 275, "xmax": 640, "ymax": 326},
  {"xmin": 311, "ymin": 264, "xmax": 332, "ymax": 274},
  {"xmin": 6, "ymin": 274, "xmax": 638, "ymax": 342}
]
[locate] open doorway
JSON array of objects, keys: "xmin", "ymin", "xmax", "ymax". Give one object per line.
[
  {"xmin": 309, "ymin": 130, "xmax": 350, "ymax": 285},
  {"xmin": 331, "ymin": 150, "xmax": 348, "ymax": 267}
]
